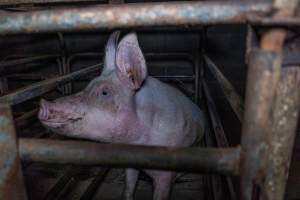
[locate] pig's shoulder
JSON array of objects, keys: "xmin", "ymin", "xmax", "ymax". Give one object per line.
[{"xmin": 136, "ymin": 76, "xmax": 204, "ymax": 125}]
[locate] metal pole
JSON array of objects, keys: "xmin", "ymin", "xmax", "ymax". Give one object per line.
[
  {"xmin": 0, "ymin": 104, "xmax": 27, "ymax": 200},
  {"xmin": 203, "ymin": 81, "xmax": 237, "ymax": 200},
  {"xmin": 204, "ymin": 55, "xmax": 244, "ymax": 121},
  {"xmin": 0, "ymin": 2, "xmax": 272, "ymax": 34},
  {"xmin": 241, "ymin": 1, "xmax": 298, "ymax": 199},
  {"xmin": 240, "ymin": 49, "xmax": 281, "ymax": 200},
  {"xmin": 0, "ymin": 0, "xmax": 106, "ymax": 5},
  {"xmin": 19, "ymin": 138, "xmax": 241, "ymax": 176},
  {"xmin": 0, "ymin": 63, "xmax": 102, "ymax": 105},
  {"xmin": 262, "ymin": 66, "xmax": 300, "ymax": 200},
  {"xmin": 0, "ymin": 54, "xmax": 59, "ymax": 76}
]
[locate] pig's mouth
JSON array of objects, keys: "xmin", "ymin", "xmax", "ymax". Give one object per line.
[
  {"xmin": 41, "ymin": 118, "xmax": 83, "ymax": 128},
  {"xmin": 38, "ymin": 99, "xmax": 84, "ymax": 129}
]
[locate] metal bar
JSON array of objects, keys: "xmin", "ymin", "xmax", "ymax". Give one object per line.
[
  {"xmin": 0, "ymin": 63, "xmax": 102, "ymax": 105},
  {"xmin": 79, "ymin": 168, "xmax": 109, "ymax": 200},
  {"xmin": 7, "ymin": 73, "xmax": 195, "ymax": 82},
  {"xmin": 0, "ymin": 104, "xmax": 27, "ymax": 200},
  {"xmin": 203, "ymin": 81, "xmax": 237, "ymax": 200},
  {"xmin": 240, "ymin": 49, "xmax": 281, "ymax": 200},
  {"xmin": 204, "ymin": 55, "xmax": 244, "ymax": 122},
  {"xmin": 258, "ymin": 2, "xmax": 298, "ymax": 200},
  {"xmin": 0, "ymin": 54, "xmax": 59, "ymax": 76},
  {"xmin": 19, "ymin": 138, "xmax": 241, "ymax": 176},
  {"xmin": 0, "ymin": 2, "xmax": 272, "ymax": 35},
  {"xmin": 67, "ymin": 52, "xmax": 195, "ymax": 65},
  {"xmin": 57, "ymin": 32, "xmax": 72, "ymax": 95},
  {"xmin": 260, "ymin": 0, "xmax": 299, "ymax": 53},
  {"xmin": 194, "ymin": 33, "xmax": 200, "ymax": 104},
  {"xmin": 15, "ymin": 108, "xmax": 38, "ymax": 127},
  {"xmin": 262, "ymin": 67, "xmax": 300, "ymax": 200},
  {"xmin": 202, "ymin": 113, "xmax": 224, "ymax": 200},
  {"xmin": 0, "ymin": 0, "xmax": 106, "ymax": 5},
  {"xmin": 43, "ymin": 166, "xmax": 78, "ymax": 200},
  {"xmin": 245, "ymin": 25, "xmax": 258, "ymax": 65}
]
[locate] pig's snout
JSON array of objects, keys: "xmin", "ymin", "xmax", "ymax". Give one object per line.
[{"xmin": 38, "ymin": 99, "xmax": 50, "ymax": 121}]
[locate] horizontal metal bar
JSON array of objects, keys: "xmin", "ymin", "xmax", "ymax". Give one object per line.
[
  {"xmin": 19, "ymin": 138, "xmax": 241, "ymax": 176},
  {"xmin": 0, "ymin": 63, "xmax": 102, "ymax": 105},
  {"xmin": 0, "ymin": 1, "xmax": 273, "ymax": 34},
  {"xmin": 0, "ymin": 0, "xmax": 106, "ymax": 5},
  {"xmin": 0, "ymin": 54, "xmax": 60, "ymax": 76},
  {"xmin": 0, "ymin": 54, "xmax": 59, "ymax": 69}
]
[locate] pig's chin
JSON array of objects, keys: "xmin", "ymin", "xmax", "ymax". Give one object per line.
[{"xmin": 40, "ymin": 118, "xmax": 81, "ymax": 134}]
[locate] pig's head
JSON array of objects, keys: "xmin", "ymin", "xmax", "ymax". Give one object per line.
[{"xmin": 38, "ymin": 31, "xmax": 147, "ymax": 143}]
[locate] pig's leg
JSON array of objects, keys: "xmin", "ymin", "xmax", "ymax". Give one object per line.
[
  {"xmin": 123, "ymin": 168, "xmax": 139, "ymax": 200},
  {"xmin": 152, "ymin": 172, "xmax": 175, "ymax": 200}
]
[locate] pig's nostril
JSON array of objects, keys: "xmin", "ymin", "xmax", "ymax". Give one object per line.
[
  {"xmin": 39, "ymin": 106, "xmax": 47, "ymax": 120},
  {"xmin": 39, "ymin": 99, "xmax": 49, "ymax": 120}
]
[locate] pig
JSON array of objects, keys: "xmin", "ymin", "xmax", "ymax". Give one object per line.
[{"xmin": 38, "ymin": 31, "xmax": 206, "ymax": 200}]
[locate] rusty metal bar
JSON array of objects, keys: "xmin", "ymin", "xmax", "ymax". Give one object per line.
[
  {"xmin": 0, "ymin": 63, "xmax": 102, "ymax": 105},
  {"xmin": 245, "ymin": 25, "xmax": 258, "ymax": 65},
  {"xmin": 240, "ymin": 49, "xmax": 281, "ymax": 200},
  {"xmin": 0, "ymin": 104, "xmax": 27, "ymax": 200},
  {"xmin": 204, "ymin": 55, "xmax": 244, "ymax": 122},
  {"xmin": 262, "ymin": 67, "xmax": 300, "ymax": 200},
  {"xmin": 261, "ymin": 0, "xmax": 299, "ymax": 52},
  {"xmin": 19, "ymin": 138, "xmax": 241, "ymax": 176},
  {"xmin": 0, "ymin": 1, "xmax": 273, "ymax": 35},
  {"xmin": 0, "ymin": 0, "xmax": 106, "ymax": 5}
]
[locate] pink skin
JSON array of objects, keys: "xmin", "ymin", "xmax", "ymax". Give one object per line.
[{"xmin": 38, "ymin": 31, "xmax": 206, "ymax": 200}]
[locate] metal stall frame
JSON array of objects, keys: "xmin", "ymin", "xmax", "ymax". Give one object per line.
[{"xmin": 0, "ymin": 1, "xmax": 300, "ymax": 200}]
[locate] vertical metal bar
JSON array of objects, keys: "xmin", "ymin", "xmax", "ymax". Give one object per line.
[
  {"xmin": 0, "ymin": 104, "xmax": 27, "ymax": 200},
  {"xmin": 194, "ymin": 32, "xmax": 201, "ymax": 104},
  {"xmin": 241, "ymin": 1, "xmax": 298, "ymax": 199},
  {"xmin": 263, "ymin": 66, "xmax": 300, "ymax": 200},
  {"xmin": 240, "ymin": 49, "xmax": 281, "ymax": 200},
  {"xmin": 245, "ymin": 25, "xmax": 258, "ymax": 65},
  {"xmin": 58, "ymin": 33, "xmax": 72, "ymax": 95},
  {"xmin": 203, "ymin": 81, "xmax": 237, "ymax": 200}
]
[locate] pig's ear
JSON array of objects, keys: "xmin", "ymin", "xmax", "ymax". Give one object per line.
[
  {"xmin": 103, "ymin": 31, "xmax": 120, "ymax": 74},
  {"xmin": 116, "ymin": 32, "xmax": 147, "ymax": 90}
]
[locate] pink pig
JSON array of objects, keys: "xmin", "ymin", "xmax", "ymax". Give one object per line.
[{"xmin": 38, "ymin": 31, "xmax": 206, "ymax": 200}]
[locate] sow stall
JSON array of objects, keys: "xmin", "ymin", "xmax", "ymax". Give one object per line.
[{"xmin": 0, "ymin": 0, "xmax": 299, "ymax": 200}]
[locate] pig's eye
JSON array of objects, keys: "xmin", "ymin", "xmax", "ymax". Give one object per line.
[{"xmin": 102, "ymin": 90, "xmax": 108, "ymax": 96}]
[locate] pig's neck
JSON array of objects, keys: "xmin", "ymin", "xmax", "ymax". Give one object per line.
[{"xmin": 115, "ymin": 92, "xmax": 142, "ymax": 144}]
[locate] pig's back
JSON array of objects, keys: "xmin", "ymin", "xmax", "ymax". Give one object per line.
[{"xmin": 136, "ymin": 76, "xmax": 206, "ymax": 147}]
